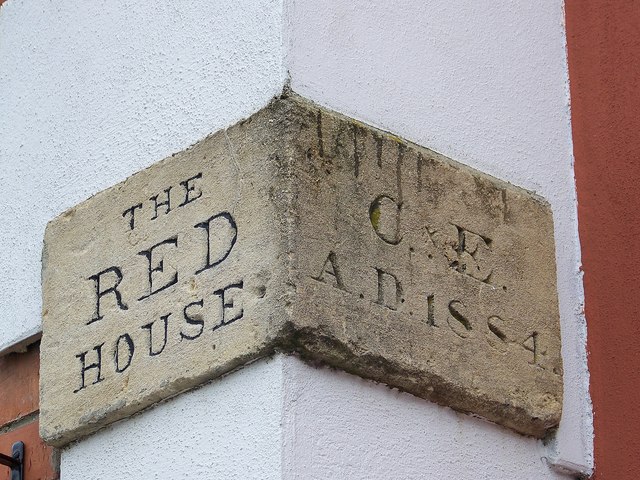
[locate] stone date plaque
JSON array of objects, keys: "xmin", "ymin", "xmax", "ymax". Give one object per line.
[{"xmin": 41, "ymin": 93, "xmax": 562, "ymax": 446}]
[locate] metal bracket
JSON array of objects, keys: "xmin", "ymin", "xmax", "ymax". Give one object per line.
[{"xmin": 0, "ymin": 441, "xmax": 24, "ymax": 480}]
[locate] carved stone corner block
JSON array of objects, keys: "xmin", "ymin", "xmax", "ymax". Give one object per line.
[{"xmin": 40, "ymin": 92, "xmax": 562, "ymax": 447}]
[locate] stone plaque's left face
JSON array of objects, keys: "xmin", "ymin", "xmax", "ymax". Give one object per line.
[{"xmin": 41, "ymin": 121, "xmax": 286, "ymax": 446}]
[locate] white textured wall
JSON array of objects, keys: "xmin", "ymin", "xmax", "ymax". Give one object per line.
[
  {"xmin": 281, "ymin": 356, "xmax": 572, "ymax": 480},
  {"xmin": 62, "ymin": 357, "xmax": 284, "ymax": 480},
  {"xmin": 0, "ymin": 0, "xmax": 285, "ymax": 352},
  {"xmin": 62, "ymin": 355, "xmax": 576, "ymax": 480},
  {"xmin": 287, "ymin": 0, "xmax": 592, "ymax": 473}
]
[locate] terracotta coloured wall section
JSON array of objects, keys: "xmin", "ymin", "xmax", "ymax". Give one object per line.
[
  {"xmin": 0, "ymin": 343, "xmax": 58, "ymax": 480},
  {"xmin": 565, "ymin": 1, "xmax": 640, "ymax": 478},
  {"xmin": 0, "ymin": 345, "xmax": 39, "ymax": 426}
]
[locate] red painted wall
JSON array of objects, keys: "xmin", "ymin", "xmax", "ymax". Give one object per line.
[
  {"xmin": 565, "ymin": 1, "xmax": 640, "ymax": 478},
  {"xmin": 0, "ymin": 344, "xmax": 58, "ymax": 480}
]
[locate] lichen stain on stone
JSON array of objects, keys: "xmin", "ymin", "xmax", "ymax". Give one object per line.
[{"xmin": 370, "ymin": 203, "xmax": 381, "ymax": 230}]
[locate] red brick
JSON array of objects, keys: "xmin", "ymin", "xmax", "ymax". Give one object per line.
[
  {"xmin": 0, "ymin": 343, "xmax": 39, "ymax": 426},
  {"xmin": 0, "ymin": 420, "xmax": 58, "ymax": 480}
]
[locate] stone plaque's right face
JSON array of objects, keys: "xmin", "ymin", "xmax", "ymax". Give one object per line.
[{"xmin": 291, "ymin": 109, "xmax": 562, "ymax": 436}]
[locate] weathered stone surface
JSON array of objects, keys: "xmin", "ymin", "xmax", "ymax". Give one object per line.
[{"xmin": 41, "ymin": 93, "xmax": 562, "ymax": 446}]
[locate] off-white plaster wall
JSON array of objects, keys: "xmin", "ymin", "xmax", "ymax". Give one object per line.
[
  {"xmin": 287, "ymin": 0, "xmax": 592, "ymax": 474},
  {"xmin": 0, "ymin": 0, "xmax": 285, "ymax": 352},
  {"xmin": 61, "ymin": 357, "xmax": 284, "ymax": 480},
  {"xmin": 281, "ymin": 356, "xmax": 573, "ymax": 480},
  {"xmin": 62, "ymin": 355, "xmax": 575, "ymax": 480}
]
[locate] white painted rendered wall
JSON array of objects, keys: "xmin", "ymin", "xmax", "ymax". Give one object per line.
[
  {"xmin": 62, "ymin": 355, "xmax": 576, "ymax": 480},
  {"xmin": 62, "ymin": 358, "xmax": 285, "ymax": 480},
  {"xmin": 0, "ymin": 0, "xmax": 591, "ymax": 478}
]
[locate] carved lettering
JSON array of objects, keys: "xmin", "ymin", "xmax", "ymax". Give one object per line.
[
  {"xmin": 521, "ymin": 332, "xmax": 545, "ymax": 365},
  {"xmin": 307, "ymin": 209, "xmax": 543, "ymax": 371},
  {"xmin": 450, "ymin": 224, "xmax": 493, "ymax": 284},
  {"xmin": 212, "ymin": 281, "xmax": 244, "ymax": 331},
  {"xmin": 486, "ymin": 315, "xmax": 508, "ymax": 352},
  {"xmin": 179, "ymin": 173, "xmax": 203, "ymax": 207},
  {"xmin": 487, "ymin": 316, "xmax": 507, "ymax": 342},
  {"xmin": 447, "ymin": 300, "xmax": 472, "ymax": 338},
  {"xmin": 114, "ymin": 334, "xmax": 134, "ymax": 373},
  {"xmin": 375, "ymin": 268, "xmax": 403, "ymax": 310},
  {"xmin": 122, "ymin": 203, "xmax": 142, "ymax": 230},
  {"xmin": 426, "ymin": 293, "xmax": 436, "ymax": 326},
  {"xmin": 42, "ymin": 100, "xmax": 562, "ymax": 442},
  {"xmin": 78, "ymin": 209, "xmax": 244, "ymax": 392},
  {"xmin": 122, "ymin": 174, "xmax": 204, "ymax": 231},
  {"xmin": 150, "ymin": 186, "xmax": 172, "ymax": 220},
  {"xmin": 312, "ymin": 252, "xmax": 346, "ymax": 290},
  {"xmin": 180, "ymin": 300, "xmax": 205, "ymax": 341},
  {"xmin": 141, "ymin": 314, "xmax": 170, "ymax": 357},
  {"xmin": 138, "ymin": 237, "xmax": 179, "ymax": 300},
  {"xmin": 74, "ymin": 343, "xmax": 104, "ymax": 393},
  {"xmin": 74, "ymin": 277, "xmax": 245, "ymax": 392},
  {"xmin": 194, "ymin": 212, "xmax": 238, "ymax": 275},
  {"xmin": 87, "ymin": 267, "xmax": 128, "ymax": 324},
  {"xmin": 369, "ymin": 194, "xmax": 402, "ymax": 245}
]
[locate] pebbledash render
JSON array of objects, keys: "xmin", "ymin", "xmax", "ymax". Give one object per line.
[{"xmin": 40, "ymin": 92, "xmax": 562, "ymax": 446}]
